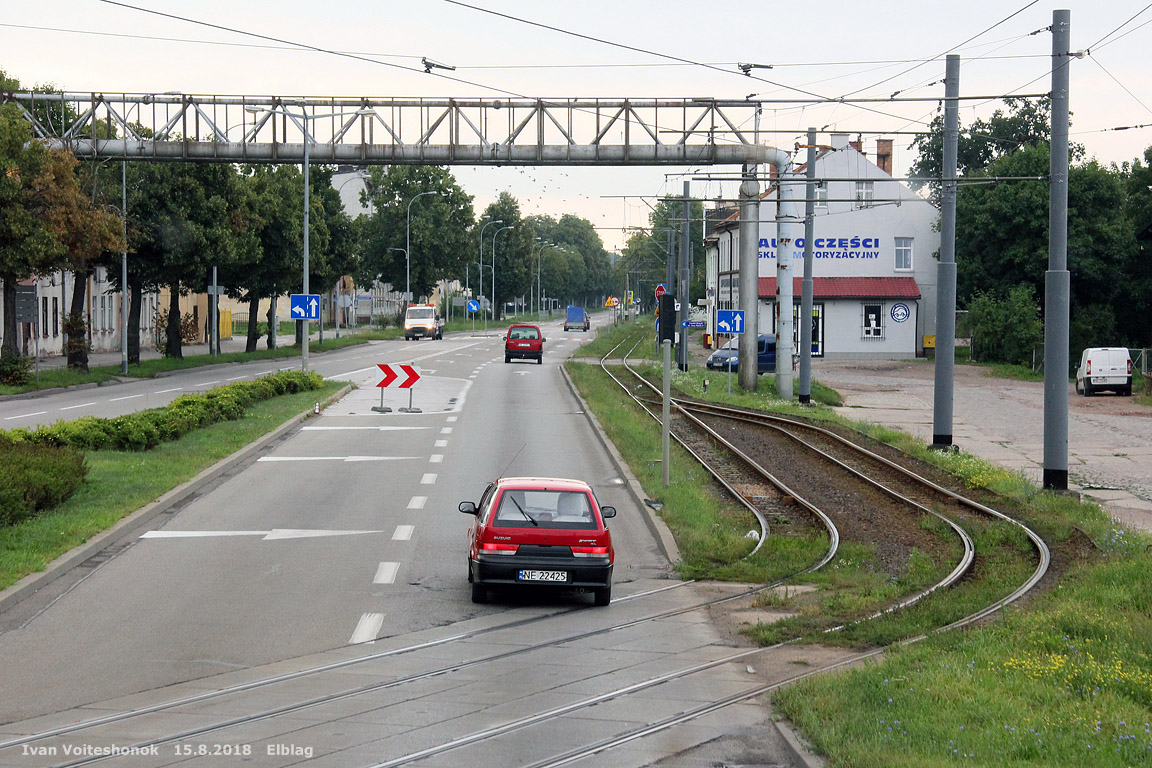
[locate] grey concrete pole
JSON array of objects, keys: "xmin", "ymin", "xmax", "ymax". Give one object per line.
[
  {"xmin": 662, "ymin": 339, "xmax": 672, "ymax": 487},
  {"xmin": 933, "ymin": 54, "xmax": 961, "ymax": 449},
  {"xmin": 738, "ymin": 165, "xmax": 760, "ymax": 391},
  {"xmin": 677, "ymin": 181, "xmax": 690, "ymax": 370},
  {"xmin": 1044, "ymin": 9, "xmax": 1072, "ymax": 491},
  {"xmin": 775, "ymin": 159, "xmax": 799, "ymax": 400},
  {"xmin": 120, "ymin": 161, "xmax": 128, "ymax": 374},
  {"xmin": 798, "ymin": 128, "xmax": 817, "ymax": 404},
  {"xmin": 211, "ymin": 265, "xmax": 218, "ymax": 356},
  {"xmin": 302, "ymin": 120, "xmax": 310, "ymax": 372}
]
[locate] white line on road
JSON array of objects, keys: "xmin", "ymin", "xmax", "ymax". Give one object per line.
[
  {"xmin": 373, "ymin": 562, "xmax": 400, "ymax": 584},
  {"xmin": 257, "ymin": 456, "xmax": 419, "ymax": 462},
  {"xmin": 302, "ymin": 426, "xmax": 428, "ymax": 432},
  {"xmin": 349, "ymin": 613, "xmax": 385, "ymax": 644},
  {"xmin": 446, "ymin": 416, "xmax": 458, "ymax": 423},
  {"xmin": 59, "ymin": 402, "xmax": 96, "ymax": 411},
  {"xmin": 3, "ymin": 411, "xmax": 47, "ymax": 421},
  {"xmin": 226, "ymin": 375, "xmax": 249, "ymax": 381},
  {"xmin": 421, "ymin": 473, "xmax": 437, "ymax": 484},
  {"xmin": 407, "ymin": 496, "xmax": 427, "ymax": 510},
  {"xmin": 108, "ymin": 394, "xmax": 144, "ymax": 402},
  {"xmin": 155, "ymin": 388, "xmax": 182, "ymax": 394},
  {"xmin": 435, "ymin": 439, "xmax": 448, "ymax": 447},
  {"xmin": 392, "ymin": 525, "xmax": 414, "ymax": 541},
  {"xmin": 195, "ymin": 381, "xmax": 221, "ymax": 388},
  {"xmin": 429, "ymin": 454, "xmax": 443, "ymax": 463},
  {"xmin": 440, "ymin": 427, "xmax": 453, "ymax": 434}
]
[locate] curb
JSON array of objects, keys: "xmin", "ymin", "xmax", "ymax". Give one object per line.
[
  {"xmin": 774, "ymin": 718, "xmax": 827, "ymax": 768},
  {"xmin": 0, "ymin": 384, "xmax": 353, "ymax": 616},
  {"xmin": 560, "ymin": 363, "xmax": 681, "ymax": 565}
]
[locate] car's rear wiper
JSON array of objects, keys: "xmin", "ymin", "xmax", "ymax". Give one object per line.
[{"xmin": 507, "ymin": 495, "xmax": 538, "ymax": 526}]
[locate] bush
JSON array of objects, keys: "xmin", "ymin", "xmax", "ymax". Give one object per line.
[
  {"xmin": 0, "ymin": 353, "xmax": 32, "ymax": 386},
  {"xmin": 2, "ymin": 370, "xmax": 324, "ymax": 452},
  {"xmin": 963, "ymin": 285, "xmax": 1043, "ymax": 366},
  {"xmin": 0, "ymin": 435, "xmax": 87, "ymax": 526}
]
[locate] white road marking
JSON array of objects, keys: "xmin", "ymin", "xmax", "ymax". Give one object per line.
[
  {"xmin": 226, "ymin": 375, "xmax": 249, "ymax": 381},
  {"xmin": 440, "ymin": 427, "xmax": 453, "ymax": 434},
  {"xmin": 257, "ymin": 456, "xmax": 419, "ymax": 462},
  {"xmin": 109, "ymin": 394, "xmax": 144, "ymax": 402},
  {"xmin": 407, "ymin": 496, "xmax": 427, "ymax": 510},
  {"xmin": 302, "ymin": 426, "xmax": 428, "ymax": 432},
  {"xmin": 155, "ymin": 388, "xmax": 182, "ymax": 394},
  {"xmin": 373, "ymin": 562, "xmax": 400, "ymax": 584},
  {"xmin": 195, "ymin": 381, "xmax": 221, "ymax": 388},
  {"xmin": 421, "ymin": 473, "xmax": 437, "ymax": 484},
  {"xmin": 392, "ymin": 525, "xmax": 414, "ymax": 541},
  {"xmin": 3, "ymin": 411, "xmax": 47, "ymax": 421},
  {"xmin": 446, "ymin": 416, "xmax": 458, "ymax": 422},
  {"xmin": 429, "ymin": 454, "xmax": 443, "ymax": 463},
  {"xmin": 349, "ymin": 613, "xmax": 385, "ymax": 644},
  {"xmin": 59, "ymin": 402, "xmax": 96, "ymax": 411},
  {"xmin": 435, "ymin": 439, "xmax": 448, "ymax": 447},
  {"xmin": 140, "ymin": 529, "xmax": 382, "ymax": 540}
]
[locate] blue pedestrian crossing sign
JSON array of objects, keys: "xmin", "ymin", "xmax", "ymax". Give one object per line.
[
  {"xmin": 290, "ymin": 294, "xmax": 321, "ymax": 321},
  {"xmin": 467, "ymin": 300, "xmax": 479, "ymax": 314},
  {"xmin": 716, "ymin": 309, "xmax": 745, "ymax": 334}
]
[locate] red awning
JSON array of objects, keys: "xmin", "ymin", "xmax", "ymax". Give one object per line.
[{"xmin": 758, "ymin": 276, "xmax": 920, "ymax": 299}]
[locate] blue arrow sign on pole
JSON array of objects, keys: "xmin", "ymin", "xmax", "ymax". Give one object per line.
[
  {"xmin": 290, "ymin": 294, "xmax": 321, "ymax": 321},
  {"xmin": 467, "ymin": 300, "xmax": 479, "ymax": 314},
  {"xmin": 716, "ymin": 309, "xmax": 744, "ymax": 334}
]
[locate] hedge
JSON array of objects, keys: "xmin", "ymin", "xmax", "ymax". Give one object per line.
[
  {"xmin": 2, "ymin": 370, "xmax": 323, "ymax": 452},
  {"xmin": 0, "ymin": 434, "xmax": 87, "ymax": 526}
]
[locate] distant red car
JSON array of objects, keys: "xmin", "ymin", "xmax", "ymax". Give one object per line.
[
  {"xmin": 504, "ymin": 323, "xmax": 545, "ymax": 364},
  {"xmin": 460, "ymin": 477, "xmax": 616, "ymax": 606}
]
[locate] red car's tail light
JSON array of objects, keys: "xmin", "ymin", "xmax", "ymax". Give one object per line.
[
  {"xmin": 570, "ymin": 545, "xmax": 610, "ymax": 558},
  {"xmin": 1127, "ymin": 359, "xmax": 1133, "ymax": 375},
  {"xmin": 481, "ymin": 542, "xmax": 519, "ymax": 555},
  {"xmin": 1086, "ymin": 359, "xmax": 1092, "ymax": 375}
]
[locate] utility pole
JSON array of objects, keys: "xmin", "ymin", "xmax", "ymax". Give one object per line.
[
  {"xmin": 933, "ymin": 55, "xmax": 961, "ymax": 450},
  {"xmin": 798, "ymin": 128, "xmax": 816, "ymax": 404},
  {"xmin": 1044, "ymin": 9, "xmax": 1072, "ymax": 490},
  {"xmin": 677, "ymin": 181, "xmax": 690, "ymax": 370}
]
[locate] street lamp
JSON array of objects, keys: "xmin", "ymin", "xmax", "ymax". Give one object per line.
[
  {"xmin": 476, "ymin": 218, "xmax": 503, "ymax": 325},
  {"xmin": 406, "ymin": 190, "xmax": 442, "ymax": 306},
  {"xmin": 533, "ymin": 239, "xmax": 555, "ymax": 318},
  {"xmin": 490, "ymin": 225, "xmax": 514, "ymax": 329},
  {"xmin": 388, "ymin": 247, "xmax": 407, "ymax": 315},
  {"xmin": 244, "ymin": 103, "xmax": 370, "ymax": 371}
]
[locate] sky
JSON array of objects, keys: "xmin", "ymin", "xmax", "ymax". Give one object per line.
[{"xmin": 3, "ymin": 1, "xmax": 1151, "ymax": 252}]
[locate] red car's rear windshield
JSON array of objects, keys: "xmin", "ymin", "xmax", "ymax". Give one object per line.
[
  {"xmin": 492, "ymin": 489, "xmax": 598, "ymax": 529},
  {"xmin": 508, "ymin": 327, "xmax": 540, "ymax": 340}
]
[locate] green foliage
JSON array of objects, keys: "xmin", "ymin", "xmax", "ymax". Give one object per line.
[
  {"xmin": 2, "ymin": 370, "xmax": 322, "ymax": 452},
  {"xmin": 963, "ymin": 285, "xmax": 1043, "ymax": 366},
  {"xmin": 0, "ymin": 434, "xmax": 86, "ymax": 526},
  {"xmin": 0, "ymin": 352, "xmax": 32, "ymax": 386}
]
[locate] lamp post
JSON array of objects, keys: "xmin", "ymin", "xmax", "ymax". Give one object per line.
[
  {"xmin": 490, "ymin": 225, "xmax": 514, "ymax": 329},
  {"xmin": 244, "ymin": 103, "xmax": 369, "ymax": 371},
  {"xmin": 477, "ymin": 218, "xmax": 503, "ymax": 327},
  {"xmin": 406, "ymin": 190, "xmax": 441, "ymax": 306}
]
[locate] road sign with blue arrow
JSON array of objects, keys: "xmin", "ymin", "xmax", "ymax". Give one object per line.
[
  {"xmin": 290, "ymin": 294, "xmax": 320, "ymax": 321},
  {"xmin": 716, "ymin": 309, "xmax": 745, "ymax": 334},
  {"xmin": 467, "ymin": 300, "xmax": 479, "ymax": 314}
]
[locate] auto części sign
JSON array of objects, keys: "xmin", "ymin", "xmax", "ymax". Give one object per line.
[{"xmin": 376, "ymin": 364, "xmax": 421, "ymax": 388}]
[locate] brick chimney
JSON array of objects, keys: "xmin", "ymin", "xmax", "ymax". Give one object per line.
[
  {"xmin": 849, "ymin": 138, "xmax": 863, "ymax": 153},
  {"xmin": 876, "ymin": 138, "xmax": 893, "ymax": 176}
]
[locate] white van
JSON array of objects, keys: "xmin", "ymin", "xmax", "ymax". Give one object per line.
[
  {"xmin": 403, "ymin": 304, "xmax": 444, "ymax": 341},
  {"xmin": 1075, "ymin": 347, "xmax": 1132, "ymax": 396}
]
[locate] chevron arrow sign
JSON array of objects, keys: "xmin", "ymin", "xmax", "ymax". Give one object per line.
[{"xmin": 376, "ymin": 364, "xmax": 421, "ymax": 388}]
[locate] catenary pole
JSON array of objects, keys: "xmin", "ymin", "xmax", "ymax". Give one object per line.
[
  {"xmin": 798, "ymin": 128, "xmax": 817, "ymax": 404},
  {"xmin": 738, "ymin": 165, "xmax": 760, "ymax": 391},
  {"xmin": 933, "ymin": 54, "xmax": 961, "ymax": 449},
  {"xmin": 1044, "ymin": 9, "xmax": 1072, "ymax": 490},
  {"xmin": 120, "ymin": 161, "xmax": 128, "ymax": 374},
  {"xmin": 677, "ymin": 181, "xmax": 690, "ymax": 370}
]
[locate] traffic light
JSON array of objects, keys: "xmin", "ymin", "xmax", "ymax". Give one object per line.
[{"xmin": 658, "ymin": 293, "xmax": 676, "ymax": 343}]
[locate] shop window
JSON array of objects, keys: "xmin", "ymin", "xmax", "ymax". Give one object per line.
[
  {"xmin": 863, "ymin": 302, "xmax": 884, "ymax": 339},
  {"xmin": 855, "ymin": 180, "xmax": 874, "ymax": 208},
  {"xmin": 895, "ymin": 237, "xmax": 913, "ymax": 271}
]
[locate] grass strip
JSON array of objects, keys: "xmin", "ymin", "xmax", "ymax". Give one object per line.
[{"xmin": 0, "ymin": 381, "xmax": 344, "ymax": 590}]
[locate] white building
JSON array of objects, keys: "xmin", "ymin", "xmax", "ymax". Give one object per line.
[{"xmin": 705, "ymin": 134, "xmax": 940, "ymax": 360}]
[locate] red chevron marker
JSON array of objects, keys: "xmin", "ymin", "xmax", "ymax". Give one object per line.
[{"xmin": 376, "ymin": 364, "xmax": 421, "ymax": 388}]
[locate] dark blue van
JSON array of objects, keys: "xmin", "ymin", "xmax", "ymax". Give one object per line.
[
  {"xmin": 564, "ymin": 305, "xmax": 589, "ymax": 332},
  {"xmin": 705, "ymin": 334, "xmax": 777, "ymax": 374}
]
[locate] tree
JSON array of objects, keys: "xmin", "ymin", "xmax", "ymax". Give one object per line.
[
  {"xmin": 963, "ymin": 285, "xmax": 1043, "ymax": 365},
  {"xmin": 0, "ymin": 103, "xmax": 66, "ymax": 357},
  {"xmin": 526, "ymin": 213, "xmax": 613, "ymax": 307},
  {"xmin": 1119, "ymin": 147, "xmax": 1152, "ymax": 344},
  {"xmin": 358, "ymin": 166, "xmax": 474, "ymax": 302}
]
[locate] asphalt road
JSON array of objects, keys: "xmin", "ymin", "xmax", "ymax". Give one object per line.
[{"xmin": 0, "ymin": 318, "xmax": 811, "ymax": 768}]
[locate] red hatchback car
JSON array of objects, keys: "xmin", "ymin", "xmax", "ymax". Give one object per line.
[
  {"xmin": 504, "ymin": 324, "xmax": 545, "ymax": 364},
  {"xmin": 460, "ymin": 477, "xmax": 616, "ymax": 606}
]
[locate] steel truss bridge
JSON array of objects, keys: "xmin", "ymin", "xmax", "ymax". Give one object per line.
[{"xmin": 1, "ymin": 93, "xmax": 779, "ymax": 167}]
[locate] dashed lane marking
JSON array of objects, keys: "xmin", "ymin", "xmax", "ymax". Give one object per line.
[
  {"xmin": 392, "ymin": 525, "xmax": 414, "ymax": 541},
  {"xmin": 349, "ymin": 613, "xmax": 385, "ymax": 645},
  {"xmin": 420, "ymin": 473, "xmax": 437, "ymax": 484},
  {"xmin": 407, "ymin": 496, "xmax": 427, "ymax": 510},
  {"xmin": 373, "ymin": 562, "xmax": 400, "ymax": 584}
]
